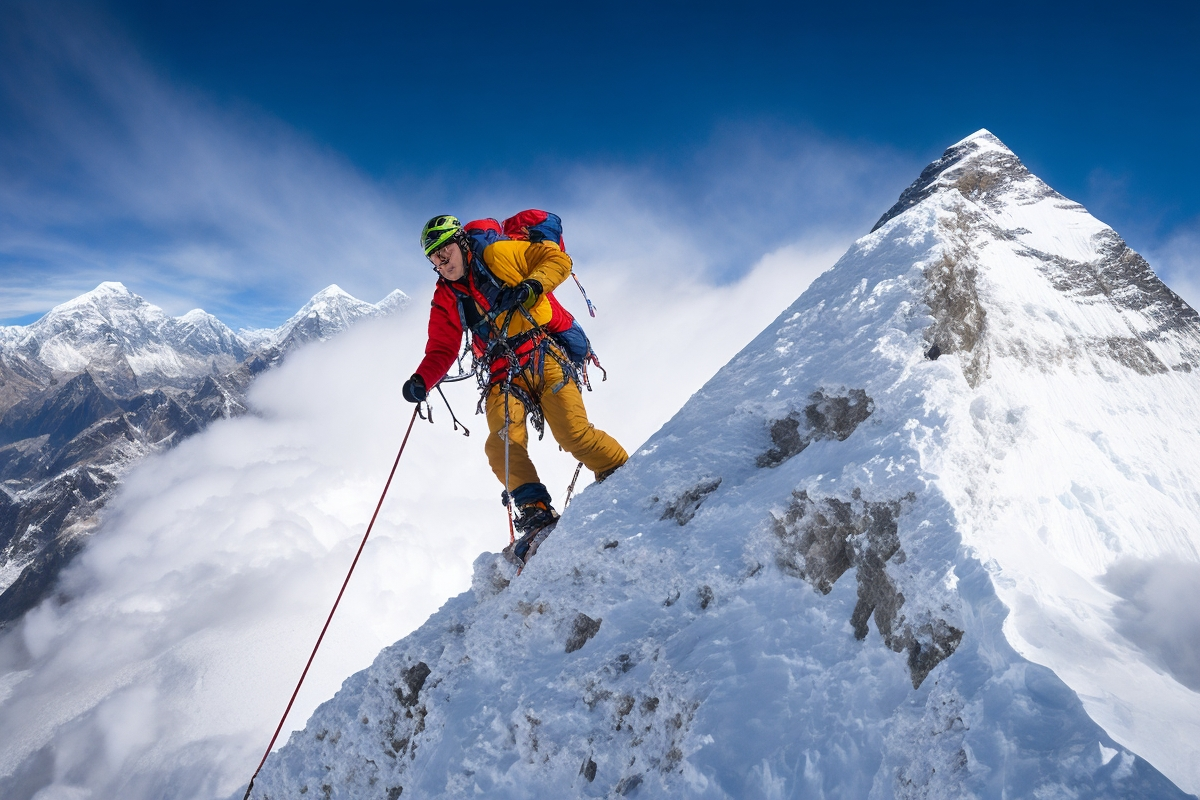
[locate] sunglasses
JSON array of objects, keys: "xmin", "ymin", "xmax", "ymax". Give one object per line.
[{"xmin": 428, "ymin": 243, "xmax": 455, "ymax": 272}]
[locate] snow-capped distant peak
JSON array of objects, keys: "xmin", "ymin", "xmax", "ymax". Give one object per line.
[
  {"xmin": 51, "ymin": 281, "xmax": 140, "ymax": 312},
  {"xmin": 41, "ymin": 282, "xmax": 163, "ymax": 330},
  {"xmin": 375, "ymin": 289, "xmax": 410, "ymax": 314},
  {"xmin": 241, "ymin": 285, "xmax": 408, "ymax": 353},
  {"xmin": 281, "ymin": 286, "xmax": 373, "ymax": 325},
  {"xmin": 2, "ymin": 282, "xmax": 408, "ymax": 394},
  {"xmin": 297, "ymin": 285, "xmax": 354, "ymax": 309},
  {"xmin": 70, "ymin": 280, "xmax": 135, "ymax": 302},
  {"xmin": 178, "ymin": 308, "xmax": 217, "ymax": 324}
]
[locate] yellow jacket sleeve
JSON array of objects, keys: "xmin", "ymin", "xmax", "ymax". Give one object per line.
[
  {"xmin": 481, "ymin": 240, "xmax": 572, "ymax": 292},
  {"xmin": 481, "ymin": 240, "xmax": 574, "ymax": 332},
  {"xmin": 522, "ymin": 241, "xmax": 573, "ymax": 293}
]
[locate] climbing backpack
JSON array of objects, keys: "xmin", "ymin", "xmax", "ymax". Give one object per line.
[
  {"xmin": 502, "ymin": 210, "xmax": 597, "ymax": 318},
  {"xmin": 462, "ymin": 211, "xmax": 602, "ymax": 380}
]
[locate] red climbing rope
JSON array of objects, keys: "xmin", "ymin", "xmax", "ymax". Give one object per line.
[{"xmin": 242, "ymin": 405, "xmax": 421, "ymax": 800}]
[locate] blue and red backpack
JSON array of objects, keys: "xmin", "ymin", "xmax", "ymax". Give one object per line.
[{"xmin": 462, "ymin": 210, "xmax": 598, "ymax": 373}]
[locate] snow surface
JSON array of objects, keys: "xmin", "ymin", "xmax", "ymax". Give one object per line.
[{"xmin": 248, "ymin": 131, "xmax": 1200, "ymax": 798}]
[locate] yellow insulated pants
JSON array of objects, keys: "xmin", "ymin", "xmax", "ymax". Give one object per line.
[{"xmin": 484, "ymin": 355, "xmax": 627, "ymax": 493}]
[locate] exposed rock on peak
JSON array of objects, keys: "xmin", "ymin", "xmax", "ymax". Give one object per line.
[{"xmin": 872, "ymin": 128, "xmax": 1059, "ymax": 233}]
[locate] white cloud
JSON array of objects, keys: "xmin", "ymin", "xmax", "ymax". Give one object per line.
[
  {"xmin": 0, "ymin": 6, "xmax": 910, "ymax": 328},
  {"xmin": 0, "ymin": 4, "xmax": 418, "ymax": 326},
  {"xmin": 1146, "ymin": 219, "xmax": 1200, "ymax": 311}
]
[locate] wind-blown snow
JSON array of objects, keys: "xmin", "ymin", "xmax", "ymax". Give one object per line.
[{"xmin": 247, "ymin": 131, "xmax": 1200, "ymax": 799}]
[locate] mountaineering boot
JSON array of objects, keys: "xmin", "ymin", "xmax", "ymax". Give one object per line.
[
  {"xmin": 503, "ymin": 500, "xmax": 560, "ymax": 566},
  {"xmin": 595, "ymin": 463, "xmax": 623, "ymax": 483}
]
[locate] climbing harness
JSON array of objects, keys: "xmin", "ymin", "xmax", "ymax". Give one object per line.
[
  {"xmin": 442, "ymin": 261, "xmax": 609, "ymax": 562},
  {"xmin": 241, "ymin": 406, "xmax": 421, "ymax": 800}
]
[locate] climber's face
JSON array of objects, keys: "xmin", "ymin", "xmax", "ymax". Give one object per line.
[{"xmin": 429, "ymin": 242, "xmax": 466, "ymax": 281}]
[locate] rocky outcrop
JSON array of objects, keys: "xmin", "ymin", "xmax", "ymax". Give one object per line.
[
  {"xmin": 757, "ymin": 389, "xmax": 875, "ymax": 468},
  {"xmin": 771, "ymin": 489, "xmax": 962, "ymax": 688},
  {"xmin": 871, "ymin": 130, "xmax": 1060, "ymax": 233}
]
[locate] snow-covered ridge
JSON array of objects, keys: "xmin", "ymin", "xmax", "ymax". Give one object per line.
[
  {"xmin": 249, "ymin": 130, "xmax": 1200, "ymax": 798},
  {"xmin": 0, "ymin": 282, "xmax": 408, "ymax": 397}
]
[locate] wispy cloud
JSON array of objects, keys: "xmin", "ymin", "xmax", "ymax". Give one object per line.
[
  {"xmin": 0, "ymin": 3, "xmax": 416, "ymax": 326},
  {"xmin": 1145, "ymin": 218, "xmax": 1200, "ymax": 311},
  {"xmin": 0, "ymin": 4, "xmax": 913, "ymax": 328}
]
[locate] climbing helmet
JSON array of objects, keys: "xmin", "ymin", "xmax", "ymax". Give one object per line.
[{"xmin": 421, "ymin": 214, "xmax": 464, "ymax": 257}]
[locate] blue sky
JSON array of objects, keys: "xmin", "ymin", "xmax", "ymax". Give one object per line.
[{"xmin": 1, "ymin": 0, "xmax": 1198, "ymax": 327}]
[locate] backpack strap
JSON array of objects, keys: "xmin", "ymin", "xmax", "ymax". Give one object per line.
[{"xmin": 463, "ymin": 218, "xmax": 507, "ymax": 289}]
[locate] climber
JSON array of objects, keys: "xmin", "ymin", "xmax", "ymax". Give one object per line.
[{"xmin": 402, "ymin": 215, "xmax": 628, "ymax": 565}]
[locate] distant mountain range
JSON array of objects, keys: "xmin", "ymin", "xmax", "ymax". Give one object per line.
[{"xmin": 0, "ymin": 282, "xmax": 407, "ymax": 626}]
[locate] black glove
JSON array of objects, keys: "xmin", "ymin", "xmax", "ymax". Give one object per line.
[
  {"xmin": 493, "ymin": 280, "xmax": 542, "ymax": 313},
  {"xmin": 402, "ymin": 374, "xmax": 426, "ymax": 403}
]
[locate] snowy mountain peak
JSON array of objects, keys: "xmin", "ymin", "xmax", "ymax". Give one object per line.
[
  {"xmin": 375, "ymin": 289, "xmax": 409, "ymax": 314},
  {"xmin": 90, "ymin": 280, "xmax": 131, "ymax": 294},
  {"xmin": 261, "ymin": 285, "xmax": 408, "ymax": 351},
  {"xmin": 287, "ymin": 285, "xmax": 371, "ymax": 321},
  {"xmin": 312, "ymin": 283, "xmax": 351, "ymax": 298},
  {"xmin": 179, "ymin": 308, "xmax": 215, "ymax": 323},
  {"xmin": 251, "ymin": 133, "xmax": 1200, "ymax": 798},
  {"xmin": 872, "ymin": 128, "xmax": 1052, "ymax": 233},
  {"xmin": 949, "ymin": 127, "xmax": 1006, "ymax": 151},
  {"xmin": 51, "ymin": 280, "xmax": 143, "ymax": 314}
]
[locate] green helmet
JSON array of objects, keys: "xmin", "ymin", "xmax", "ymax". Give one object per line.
[{"xmin": 420, "ymin": 214, "xmax": 463, "ymax": 257}]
